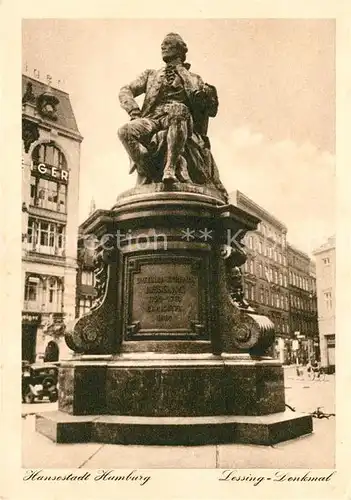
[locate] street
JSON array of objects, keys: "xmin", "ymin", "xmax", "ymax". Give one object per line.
[{"xmin": 22, "ymin": 367, "xmax": 335, "ymax": 469}]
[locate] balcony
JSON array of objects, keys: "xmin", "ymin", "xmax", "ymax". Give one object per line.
[
  {"xmin": 27, "ymin": 204, "xmax": 67, "ymax": 223},
  {"xmin": 23, "ymin": 301, "xmax": 64, "ymax": 314},
  {"xmin": 23, "ymin": 242, "xmax": 65, "ymax": 266},
  {"xmin": 23, "ymin": 301, "xmax": 41, "ymax": 312}
]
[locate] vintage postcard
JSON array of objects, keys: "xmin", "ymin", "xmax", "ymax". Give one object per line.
[{"xmin": 1, "ymin": 2, "xmax": 350, "ymax": 499}]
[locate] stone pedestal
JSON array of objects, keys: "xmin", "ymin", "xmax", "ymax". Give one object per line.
[{"xmin": 36, "ymin": 184, "xmax": 312, "ymax": 445}]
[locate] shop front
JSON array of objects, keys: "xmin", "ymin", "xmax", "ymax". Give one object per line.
[{"xmin": 22, "ymin": 312, "xmax": 41, "ymax": 363}]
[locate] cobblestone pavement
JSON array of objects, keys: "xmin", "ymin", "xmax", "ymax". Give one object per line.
[{"xmin": 22, "ymin": 368, "xmax": 335, "ymax": 469}]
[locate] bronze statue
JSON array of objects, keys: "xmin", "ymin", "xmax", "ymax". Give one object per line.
[{"xmin": 118, "ymin": 33, "xmax": 228, "ymax": 200}]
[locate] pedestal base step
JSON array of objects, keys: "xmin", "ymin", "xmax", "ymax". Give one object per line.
[{"xmin": 36, "ymin": 411, "xmax": 312, "ymax": 446}]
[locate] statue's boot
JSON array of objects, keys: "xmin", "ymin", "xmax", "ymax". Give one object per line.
[
  {"xmin": 175, "ymin": 156, "xmax": 191, "ymax": 183},
  {"xmin": 162, "ymin": 165, "xmax": 177, "ymax": 184}
]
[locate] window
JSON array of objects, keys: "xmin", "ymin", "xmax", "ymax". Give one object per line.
[
  {"xmin": 81, "ymin": 271, "xmax": 94, "ymax": 286},
  {"xmin": 269, "ymin": 268, "xmax": 273, "ymax": 282},
  {"xmin": 48, "ymin": 279, "xmax": 57, "ymax": 303},
  {"xmin": 324, "ymin": 291, "xmax": 333, "ymax": 310},
  {"xmin": 79, "ymin": 297, "xmax": 93, "ymax": 317},
  {"xmin": 26, "ymin": 218, "xmax": 65, "ymax": 255},
  {"xmin": 279, "ymin": 273, "xmax": 283, "ymax": 286},
  {"xmin": 24, "ymin": 276, "xmax": 40, "ymax": 302},
  {"xmin": 32, "ymin": 143, "xmax": 67, "ymax": 169},
  {"xmin": 285, "ymin": 296, "xmax": 289, "ymax": 310},
  {"xmin": 43, "ymin": 276, "xmax": 63, "ymax": 313},
  {"xmin": 30, "ymin": 176, "xmax": 67, "ymax": 213},
  {"xmin": 275, "ymin": 294, "xmax": 280, "ymax": 308},
  {"xmin": 274, "ymin": 250, "xmax": 277, "ymax": 262},
  {"xmin": 24, "ymin": 274, "xmax": 63, "ymax": 313},
  {"xmin": 284, "ymin": 275, "xmax": 287, "ymax": 287},
  {"xmin": 250, "ymin": 260, "xmax": 254, "ymax": 275},
  {"xmin": 58, "ymin": 184, "xmax": 67, "ymax": 212},
  {"xmin": 249, "ymin": 236, "xmax": 253, "ymax": 249},
  {"xmin": 283, "ymin": 255, "xmax": 287, "ymax": 266},
  {"xmin": 46, "ymin": 277, "xmax": 63, "ymax": 312},
  {"xmin": 250, "ymin": 286, "xmax": 255, "ymax": 301},
  {"xmin": 258, "ymin": 241, "xmax": 262, "ymax": 254},
  {"xmin": 258, "ymin": 263, "xmax": 263, "ymax": 277},
  {"xmin": 30, "ymin": 144, "xmax": 68, "ymax": 213},
  {"xmin": 244, "ymin": 287, "xmax": 249, "ymax": 300},
  {"xmin": 265, "ymin": 289, "xmax": 269, "ymax": 305},
  {"xmin": 24, "ymin": 275, "xmax": 43, "ymax": 312},
  {"xmin": 274, "ymin": 270, "xmax": 278, "ymax": 284},
  {"xmin": 260, "ymin": 288, "xmax": 264, "ymax": 303},
  {"xmin": 323, "ymin": 257, "xmax": 330, "ymax": 265}
]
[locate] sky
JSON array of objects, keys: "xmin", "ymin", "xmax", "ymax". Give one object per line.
[{"xmin": 22, "ymin": 19, "xmax": 335, "ymax": 255}]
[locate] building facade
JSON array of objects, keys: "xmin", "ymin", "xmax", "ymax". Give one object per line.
[
  {"xmin": 230, "ymin": 190, "xmax": 319, "ymax": 364},
  {"xmin": 230, "ymin": 191, "xmax": 290, "ymax": 363},
  {"xmin": 313, "ymin": 236, "xmax": 335, "ymax": 372},
  {"xmin": 22, "ymin": 75, "xmax": 83, "ymax": 362},
  {"xmin": 287, "ymin": 244, "xmax": 319, "ymax": 363}
]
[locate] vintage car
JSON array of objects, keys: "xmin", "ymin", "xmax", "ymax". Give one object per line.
[{"xmin": 22, "ymin": 362, "xmax": 59, "ymax": 403}]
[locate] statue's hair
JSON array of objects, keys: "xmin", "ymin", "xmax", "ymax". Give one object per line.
[{"xmin": 163, "ymin": 33, "xmax": 188, "ymax": 62}]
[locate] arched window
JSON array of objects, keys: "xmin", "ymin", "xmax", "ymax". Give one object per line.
[
  {"xmin": 32, "ymin": 143, "xmax": 67, "ymax": 169},
  {"xmin": 30, "ymin": 143, "xmax": 68, "ymax": 213}
]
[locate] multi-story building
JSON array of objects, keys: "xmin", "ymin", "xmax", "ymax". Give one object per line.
[
  {"xmin": 22, "ymin": 74, "xmax": 83, "ymax": 362},
  {"xmin": 287, "ymin": 244, "xmax": 319, "ymax": 363},
  {"xmin": 230, "ymin": 190, "xmax": 290, "ymax": 363},
  {"xmin": 313, "ymin": 236, "xmax": 335, "ymax": 372},
  {"xmin": 230, "ymin": 190, "xmax": 319, "ymax": 364}
]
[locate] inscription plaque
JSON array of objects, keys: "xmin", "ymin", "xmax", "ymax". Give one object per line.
[{"xmin": 124, "ymin": 255, "xmax": 209, "ymax": 340}]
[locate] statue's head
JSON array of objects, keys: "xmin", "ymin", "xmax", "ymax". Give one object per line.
[{"xmin": 161, "ymin": 33, "xmax": 188, "ymax": 63}]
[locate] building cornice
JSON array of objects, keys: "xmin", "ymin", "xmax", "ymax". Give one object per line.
[
  {"xmin": 22, "ymin": 109, "xmax": 83, "ymax": 143},
  {"xmin": 287, "ymin": 242, "xmax": 310, "ymax": 261},
  {"xmin": 230, "ymin": 190, "xmax": 287, "ymax": 231},
  {"xmin": 26, "ymin": 205, "xmax": 67, "ymax": 224},
  {"xmin": 312, "ymin": 236, "xmax": 336, "ymax": 255}
]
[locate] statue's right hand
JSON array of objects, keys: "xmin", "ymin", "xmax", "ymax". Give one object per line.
[{"xmin": 129, "ymin": 109, "xmax": 142, "ymax": 120}]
